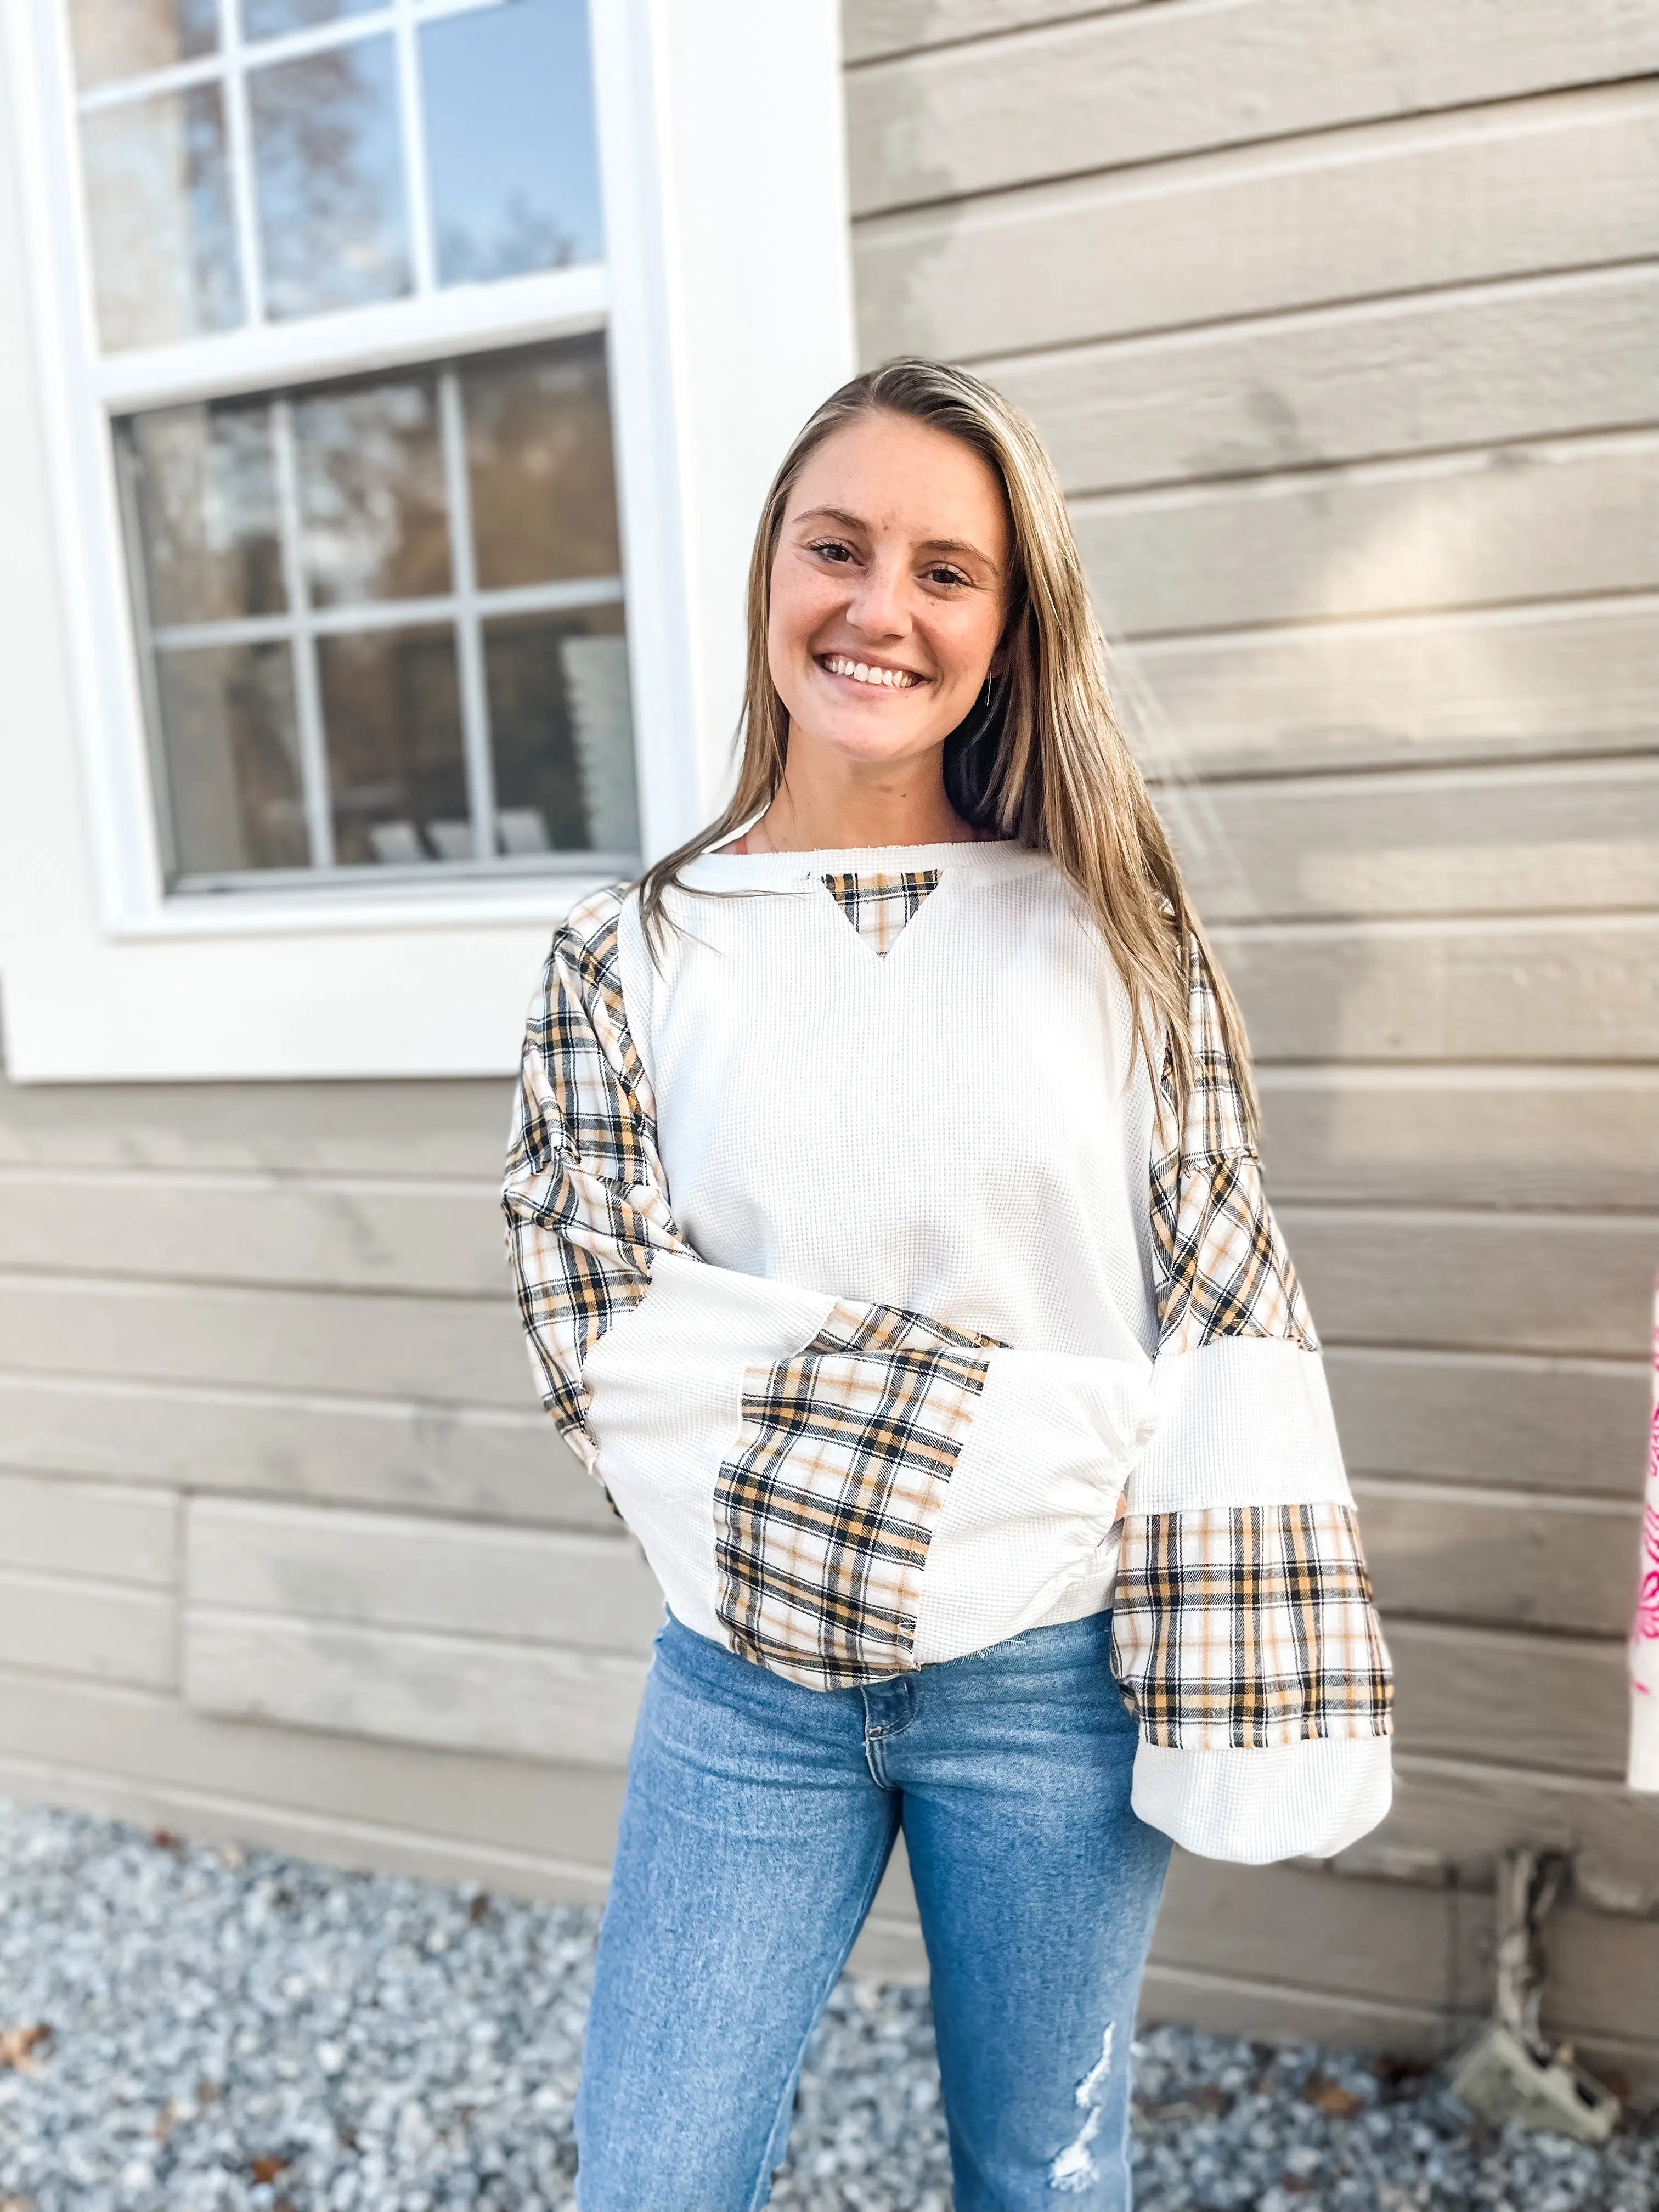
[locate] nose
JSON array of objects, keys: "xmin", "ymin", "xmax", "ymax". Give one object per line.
[{"xmin": 844, "ymin": 555, "xmax": 910, "ymax": 640}]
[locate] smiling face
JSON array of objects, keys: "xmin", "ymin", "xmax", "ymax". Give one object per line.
[{"xmin": 767, "ymin": 409, "xmax": 1009, "ymax": 776}]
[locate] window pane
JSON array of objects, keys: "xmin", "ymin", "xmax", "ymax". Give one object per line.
[
  {"xmin": 120, "ymin": 402, "xmax": 285, "ymax": 627},
  {"xmin": 486, "ymin": 606, "xmax": 636, "ymax": 854},
  {"xmin": 68, "ymin": 0, "xmax": 218, "ymax": 91},
  {"xmin": 422, "ymin": 0, "xmax": 603, "ymax": 285},
  {"xmin": 318, "ymin": 627, "xmax": 468, "ymax": 865},
  {"xmin": 154, "ymin": 643, "xmax": 308, "ymax": 875},
  {"xmin": 80, "ymin": 87, "xmax": 240, "ymax": 351},
  {"xmin": 249, "ymin": 38, "xmax": 409, "ymax": 320},
  {"xmin": 292, "ymin": 376, "xmax": 449, "ymax": 608},
  {"xmin": 462, "ymin": 337, "xmax": 619, "ymax": 588},
  {"xmin": 117, "ymin": 341, "xmax": 632, "ymax": 889},
  {"xmin": 242, "ymin": 0, "xmax": 380, "ymax": 41}
]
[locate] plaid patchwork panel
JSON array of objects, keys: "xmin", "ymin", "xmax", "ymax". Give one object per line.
[
  {"xmin": 821, "ymin": 870, "xmax": 941, "ymax": 956},
  {"xmin": 716, "ymin": 1299, "xmax": 1002, "ymax": 1688},
  {"xmin": 1112, "ymin": 1502, "xmax": 1395, "ymax": 1749},
  {"xmin": 503, "ymin": 888, "xmax": 690, "ymax": 1467},
  {"xmin": 1152, "ymin": 939, "xmax": 1317, "ymax": 1356}
]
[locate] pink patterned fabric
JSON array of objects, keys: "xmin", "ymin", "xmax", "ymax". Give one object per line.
[{"xmin": 1629, "ymin": 1272, "xmax": 1659, "ymax": 1793}]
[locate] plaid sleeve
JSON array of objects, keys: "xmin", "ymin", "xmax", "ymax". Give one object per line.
[
  {"xmin": 501, "ymin": 886, "xmax": 691, "ymax": 1474},
  {"xmin": 1148, "ymin": 939, "xmax": 1317, "ymax": 1357},
  {"xmin": 1113, "ymin": 939, "xmax": 1395, "ymax": 1782},
  {"xmin": 1114, "ymin": 1502, "xmax": 1391, "ymax": 1752}
]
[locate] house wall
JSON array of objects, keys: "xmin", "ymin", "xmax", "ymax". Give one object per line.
[{"xmin": 2, "ymin": 0, "xmax": 1657, "ymax": 2074}]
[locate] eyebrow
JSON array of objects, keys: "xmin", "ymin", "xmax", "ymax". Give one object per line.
[{"xmin": 791, "ymin": 506, "xmax": 997, "ymax": 568}]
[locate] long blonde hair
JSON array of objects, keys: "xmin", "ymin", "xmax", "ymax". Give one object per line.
[{"xmin": 637, "ymin": 357, "xmax": 1256, "ymax": 1136}]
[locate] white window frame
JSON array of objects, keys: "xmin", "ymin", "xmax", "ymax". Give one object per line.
[{"xmin": 0, "ymin": 0, "xmax": 855, "ymax": 1079}]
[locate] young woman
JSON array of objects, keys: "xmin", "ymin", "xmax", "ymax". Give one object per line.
[{"xmin": 504, "ymin": 358, "xmax": 1393, "ymax": 2211}]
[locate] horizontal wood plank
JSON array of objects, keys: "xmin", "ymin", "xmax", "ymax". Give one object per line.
[
  {"xmin": 855, "ymin": 86, "xmax": 1659, "ymax": 362},
  {"xmin": 186, "ymin": 1498, "xmax": 663, "ymax": 1652},
  {"xmin": 0, "ymin": 1663, "xmax": 628, "ymax": 1864},
  {"xmin": 0, "ymin": 1369, "xmax": 608, "ymax": 1528},
  {"xmin": 994, "ymin": 266, "xmax": 1659, "ymax": 494},
  {"xmin": 1166, "ymin": 757, "xmax": 1659, "ymax": 923},
  {"xmin": 1353, "ymin": 1478, "xmax": 1641, "ymax": 1637},
  {"xmin": 1525, "ymin": 1905, "xmax": 1659, "ymax": 2051},
  {"xmin": 0, "ymin": 1274, "xmax": 531, "ymax": 1406},
  {"xmin": 1172, "ymin": 1886, "xmax": 1646, "ymax": 2088},
  {"xmin": 1216, "ymin": 916, "xmax": 1659, "ymax": 1062},
  {"xmin": 0, "ymin": 1567, "xmax": 174, "ymax": 1690},
  {"xmin": 1285, "ymin": 1207, "xmax": 1656, "ymax": 1358},
  {"xmin": 45, "ymin": 1141, "xmax": 1659, "ymax": 1345},
  {"xmin": 1154, "ymin": 1855, "xmax": 1458, "ymax": 2010},
  {"xmin": 0, "ymin": 1469, "xmax": 177, "ymax": 1585},
  {"xmin": 1077, "ymin": 433, "xmax": 1659, "ymax": 637},
  {"xmin": 848, "ymin": 0, "xmax": 1659, "ymax": 214},
  {"xmin": 1139, "ymin": 1961, "xmax": 1460, "ymax": 2060},
  {"xmin": 1337, "ymin": 1753, "xmax": 1659, "ymax": 1915},
  {"xmin": 1142, "ymin": 1956, "xmax": 1659, "ymax": 2083},
  {"xmin": 0, "ymin": 1167, "xmax": 505, "ymax": 1295},
  {"xmin": 1450, "ymin": 1889, "xmax": 1659, "ymax": 2051},
  {"xmin": 0, "ymin": 1069, "xmax": 511, "ymax": 1178},
  {"xmin": 1389, "ymin": 1619, "xmax": 1628, "ymax": 1778},
  {"xmin": 1259, "ymin": 1069, "xmax": 1659, "ymax": 1211},
  {"xmin": 1124, "ymin": 594, "xmax": 1659, "ymax": 778},
  {"xmin": 184, "ymin": 1610, "xmax": 646, "ymax": 1767},
  {"xmin": 1325, "ymin": 1347, "xmax": 1647, "ymax": 1498},
  {"xmin": 0, "ymin": 1751, "xmax": 614, "ymax": 1908},
  {"xmin": 842, "ymin": 0, "xmax": 1148, "ymax": 66}
]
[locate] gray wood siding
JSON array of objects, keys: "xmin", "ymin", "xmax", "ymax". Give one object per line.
[{"xmin": 0, "ymin": 0, "xmax": 1653, "ymax": 2085}]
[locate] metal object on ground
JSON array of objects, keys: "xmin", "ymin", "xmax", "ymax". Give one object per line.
[{"xmin": 1448, "ymin": 1849, "xmax": 1621, "ymax": 2146}]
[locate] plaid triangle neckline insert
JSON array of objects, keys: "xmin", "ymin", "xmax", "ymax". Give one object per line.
[{"xmin": 821, "ymin": 870, "xmax": 942, "ymax": 957}]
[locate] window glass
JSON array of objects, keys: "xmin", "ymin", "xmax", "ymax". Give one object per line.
[
  {"xmin": 70, "ymin": 1, "xmax": 605, "ymax": 352},
  {"xmin": 422, "ymin": 0, "xmax": 603, "ymax": 285},
  {"xmin": 80, "ymin": 87, "xmax": 240, "ymax": 351},
  {"xmin": 67, "ymin": 0, "xmax": 218, "ymax": 91},
  {"xmin": 121, "ymin": 402, "xmax": 285, "ymax": 627},
  {"xmin": 115, "ymin": 335, "xmax": 635, "ymax": 885},
  {"xmin": 153, "ymin": 643, "xmax": 308, "ymax": 874},
  {"xmin": 249, "ymin": 37, "xmax": 410, "ymax": 320},
  {"xmin": 318, "ymin": 627, "xmax": 468, "ymax": 866},
  {"xmin": 242, "ymin": 0, "xmax": 380, "ymax": 41},
  {"xmin": 463, "ymin": 337, "xmax": 619, "ymax": 588},
  {"xmin": 292, "ymin": 376, "xmax": 450, "ymax": 608},
  {"xmin": 486, "ymin": 605, "xmax": 635, "ymax": 855}
]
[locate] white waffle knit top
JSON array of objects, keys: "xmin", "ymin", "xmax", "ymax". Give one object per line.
[{"xmin": 503, "ymin": 838, "xmax": 1395, "ymax": 1864}]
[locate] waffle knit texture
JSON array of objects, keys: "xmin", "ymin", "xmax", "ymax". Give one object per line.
[{"xmin": 503, "ymin": 839, "xmax": 1393, "ymax": 1862}]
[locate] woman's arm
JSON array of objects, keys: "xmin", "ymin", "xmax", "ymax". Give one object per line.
[{"xmin": 1110, "ymin": 940, "xmax": 1395, "ymax": 1862}]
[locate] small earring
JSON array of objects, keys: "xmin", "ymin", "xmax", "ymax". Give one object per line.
[{"xmin": 981, "ymin": 675, "xmax": 993, "ymax": 710}]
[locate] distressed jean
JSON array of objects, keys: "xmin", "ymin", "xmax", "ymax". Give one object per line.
[{"xmin": 573, "ymin": 1607, "xmax": 1172, "ymax": 2211}]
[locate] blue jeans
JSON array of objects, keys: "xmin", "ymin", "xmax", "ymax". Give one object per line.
[{"xmin": 574, "ymin": 1609, "xmax": 1171, "ymax": 2210}]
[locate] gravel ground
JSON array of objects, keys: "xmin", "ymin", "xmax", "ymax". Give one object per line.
[{"xmin": 1, "ymin": 1802, "xmax": 1654, "ymax": 2211}]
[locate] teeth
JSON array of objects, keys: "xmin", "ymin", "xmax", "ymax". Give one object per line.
[{"xmin": 826, "ymin": 655, "xmax": 917, "ymax": 688}]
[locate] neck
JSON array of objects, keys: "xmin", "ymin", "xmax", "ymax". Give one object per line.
[{"xmin": 742, "ymin": 732, "xmax": 980, "ymax": 854}]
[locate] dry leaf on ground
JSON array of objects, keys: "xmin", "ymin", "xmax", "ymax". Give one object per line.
[
  {"xmin": 1305, "ymin": 2073, "xmax": 1363, "ymax": 2117},
  {"xmin": 0, "ymin": 2025, "xmax": 49, "ymax": 2073}
]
